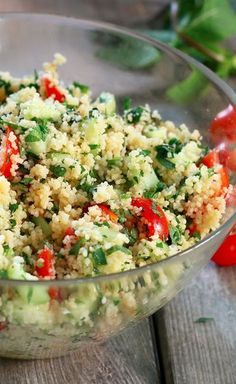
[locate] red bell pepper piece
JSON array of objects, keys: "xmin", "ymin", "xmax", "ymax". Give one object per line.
[
  {"xmin": 42, "ymin": 76, "xmax": 65, "ymax": 103},
  {"xmin": 83, "ymin": 203, "xmax": 118, "ymax": 223},
  {"xmin": 0, "ymin": 127, "xmax": 20, "ymax": 179}
]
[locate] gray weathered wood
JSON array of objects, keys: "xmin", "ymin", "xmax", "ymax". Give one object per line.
[
  {"xmin": 154, "ymin": 263, "xmax": 236, "ymax": 384},
  {"xmin": 0, "ymin": 319, "xmax": 160, "ymax": 384}
]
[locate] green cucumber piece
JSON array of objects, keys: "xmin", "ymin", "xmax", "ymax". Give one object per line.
[
  {"xmin": 99, "ymin": 92, "xmax": 116, "ymax": 115},
  {"xmin": 32, "ymin": 217, "xmax": 52, "ymax": 238}
]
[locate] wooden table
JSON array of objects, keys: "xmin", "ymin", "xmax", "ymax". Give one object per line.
[{"xmin": 0, "ymin": 1, "xmax": 236, "ymax": 383}]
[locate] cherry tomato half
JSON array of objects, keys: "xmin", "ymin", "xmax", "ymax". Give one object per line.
[
  {"xmin": 210, "ymin": 104, "xmax": 236, "ymax": 144},
  {"xmin": 35, "ymin": 248, "xmax": 55, "ymax": 279},
  {"xmin": 212, "ymin": 234, "xmax": 236, "ymax": 267},
  {"xmin": 201, "ymin": 151, "xmax": 229, "ymax": 191},
  {"xmin": 201, "ymin": 150, "xmax": 219, "ymax": 168},
  {"xmin": 132, "ymin": 197, "xmax": 169, "ymax": 240}
]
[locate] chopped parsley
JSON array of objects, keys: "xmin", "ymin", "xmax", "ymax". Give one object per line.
[
  {"xmin": 192, "ymin": 231, "xmax": 201, "ymax": 240},
  {"xmin": 9, "ymin": 203, "xmax": 19, "ymax": 213},
  {"xmin": 89, "ymin": 144, "xmax": 100, "ymax": 150},
  {"xmin": 10, "ymin": 219, "xmax": 17, "ymax": 228},
  {"xmin": 139, "ymin": 149, "xmax": 151, "ymax": 157},
  {"xmin": 126, "ymin": 106, "xmax": 144, "ymax": 124},
  {"xmin": 20, "ymin": 178, "xmax": 34, "ymax": 185},
  {"xmin": 156, "ymin": 138, "xmax": 183, "ymax": 170},
  {"xmin": 50, "ymin": 165, "xmax": 67, "ymax": 177},
  {"xmin": 123, "ymin": 97, "xmax": 132, "ymax": 110},
  {"xmin": 107, "ymin": 157, "xmax": 121, "ymax": 168},
  {"xmin": 73, "ymin": 81, "xmax": 89, "ymax": 94},
  {"xmin": 69, "ymin": 238, "xmax": 86, "ymax": 256},
  {"xmin": 169, "ymin": 225, "xmax": 182, "ymax": 244},
  {"xmin": 25, "ymin": 122, "xmax": 48, "ymax": 142},
  {"xmin": 0, "ymin": 77, "xmax": 11, "ymax": 95},
  {"xmin": 194, "ymin": 317, "xmax": 214, "ymax": 324}
]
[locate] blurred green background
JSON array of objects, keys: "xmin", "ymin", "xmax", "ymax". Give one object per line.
[{"xmin": 0, "ymin": 0, "xmax": 235, "ymax": 93}]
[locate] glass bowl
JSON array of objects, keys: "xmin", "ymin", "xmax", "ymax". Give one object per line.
[{"xmin": 0, "ymin": 13, "xmax": 235, "ymax": 360}]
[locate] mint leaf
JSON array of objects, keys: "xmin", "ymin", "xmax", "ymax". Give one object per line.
[
  {"xmin": 97, "ymin": 37, "xmax": 160, "ymax": 70},
  {"xmin": 181, "ymin": 0, "xmax": 236, "ymax": 43},
  {"xmin": 166, "ymin": 70, "xmax": 207, "ymax": 104}
]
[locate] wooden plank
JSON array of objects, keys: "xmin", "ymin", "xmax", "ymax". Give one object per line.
[
  {"xmin": 0, "ymin": 319, "xmax": 160, "ymax": 384},
  {"xmin": 154, "ymin": 263, "xmax": 236, "ymax": 384}
]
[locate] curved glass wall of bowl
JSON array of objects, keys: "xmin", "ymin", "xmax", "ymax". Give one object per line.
[{"xmin": 0, "ymin": 14, "xmax": 235, "ymax": 359}]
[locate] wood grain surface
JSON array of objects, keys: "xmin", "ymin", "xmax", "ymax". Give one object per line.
[
  {"xmin": 0, "ymin": 319, "xmax": 160, "ymax": 384},
  {"xmin": 154, "ymin": 264, "xmax": 236, "ymax": 384}
]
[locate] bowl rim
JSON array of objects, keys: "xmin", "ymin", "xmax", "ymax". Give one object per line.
[{"xmin": 0, "ymin": 12, "xmax": 236, "ymax": 287}]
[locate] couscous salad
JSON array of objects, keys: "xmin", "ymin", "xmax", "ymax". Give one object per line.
[{"xmin": 0, "ymin": 54, "xmax": 230, "ymax": 284}]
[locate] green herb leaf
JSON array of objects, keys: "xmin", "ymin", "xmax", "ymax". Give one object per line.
[
  {"xmin": 20, "ymin": 178, "xmax": 34, "ymax": 185},
  {"xmin": 123, "ymin": 97, "xmax": 132, "ymax": 110},
  {"xmin": 69, "ymin": 238, "xmax": 86, "ymax": 256},
  {"xmin": 89, "ymin": 144, "xmax": 100, "ymax": 150},
  {"xmin": 180, "ymin": 0, "xmax": 236, "ymax": 43},
  {"xmin": 107, "ymin": 157, "xmax": 121, "ymax": 168},
  {"xmin": 73, "ymin": 81, "xmax": 90, "ymax": 93},
  {"xmin": 9, "ymin": 203, "xmax": 19, "ymax": 213},
  {"xmin": 139, "ymin": 149, "xmax": 151, "ymax": 157},
  {"xmin": 194, "ymin": 317, "xmax": 214, "ymax": 324},
  {"xmin": 166, "ymin": 70, "xmax": 207, "ymax": 104},
  {"xmin": 25, "ymin": 123, "xmax": 48, "ymax": 143},
  {"xmin": 125, "ymin": 106, "xmax": 144, "ymax": 124},
  {"xmin": 50, "ymin": 165, "xmax": 66, "ymax": 177},
  {"xmin": 3, "ymin": 244, "xmax": 13, "ymax": 257},
  {"xmin": 97, "ymin": 37, "xmax": 160, "ymax": 70},
  {"xmin": 169, "ymin": 225, "xmax": 182, "ymax": 244},
  {"xmin": 0, "ymin": 269, "xmax": 8, "ymax": 279},
  {"xmin": 92, "ymin": 247, "xmax": 107, "ymax": 266},
  {"xmin": 10, "ymin": 219, "xmax": 16, "ymax": 228},
  {"xmin": 192, "ymin": 231, "xmax": 201, "ymax": 240}
]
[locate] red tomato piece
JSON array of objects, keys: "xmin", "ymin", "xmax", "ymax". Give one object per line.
[
  {"xmin": 42, "ymin": 77, "xmax": 65, "ymax": 103},
  {"xmin": 64, "ymin": 227, "xmax": 75, "ymax": 237},
  {"xmin": 48, "ymin": 286, "xmax": 60, "ymax": 301},
  {"xmin": 188, "ymin": 223, "xmax": 199, "ymax": 235},
  {"xmin": 97, "ymin": 203, "xmax": 118, "ymax": 223},
  {"xmin": 0, "ymin": 322, "xmax": 7, "ymax": 331},
  {"xmin": 219, "ymin": 148, "xmax": 236, "ymax": 172},
  {"xmin": 211, "ymin": 234, "xmax": 236, "ymax": 267},
  {"xmin": 35, "ymin": 247, "xmax": 55, "ymax": 279},
  {"xmin": 83, "ymin": 202, "xmax": 118, "ymax": 223},
  {"xmin": 201, "ymin": 150, "xmax": 229, "ymax": 192},
  {"xmin": 226, "ymin": 185, "xmax": 236, "ymax": 207},
  {"xmin": 132, "ymin": 197, "xmax": 169, "ymax": 240},
  {"xmin": 218, "ymin": 166, "xmax": 229, "ymax": 190},
  {"xmin": 0, "ymin": 127, "xmax": 20, "ymax": 179},
  {"xmin": 201, "ymin": 150, "xmax": 219, "ymax": 168},
  {"xmin": 210, "ymin": 104, "xmax": 236, "ymax": 144}
]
